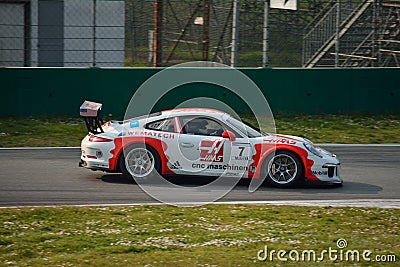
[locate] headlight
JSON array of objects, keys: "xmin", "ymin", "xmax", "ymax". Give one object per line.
[{"xmin": 304, "ymin": 143, "xmax": 331, "ymax": 158}]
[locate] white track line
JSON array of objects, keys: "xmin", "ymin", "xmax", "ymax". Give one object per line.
[
  {"xmin": 1, "ymin": 199, "xmax": 400, "ymax": 209},
  {"xmin": 318, "ymin": 144, "xmax": 400, "ymax": 147}
]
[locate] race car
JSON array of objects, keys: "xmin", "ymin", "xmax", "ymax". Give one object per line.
[{"xmin": 79, "ymin": 101, "xmax": 342, "ymax": 188}]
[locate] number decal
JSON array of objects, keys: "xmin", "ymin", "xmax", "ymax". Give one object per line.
[{"xmin": 238, "ymin": 146, "xmax": 245, "ymax": 157}]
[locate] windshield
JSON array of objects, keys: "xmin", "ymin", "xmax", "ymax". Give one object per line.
[{"xmin": 226, "ymin": 116, "xmax": 263, "ymax": 138}]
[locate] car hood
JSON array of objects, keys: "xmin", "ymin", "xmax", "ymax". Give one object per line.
[
  {"xmin": 256, "ymin": 133, "xmax": 311, "ymax": 145},
  {"xmin": 272, "ymin": 134, "xmax": 310, "ymax": 144}
]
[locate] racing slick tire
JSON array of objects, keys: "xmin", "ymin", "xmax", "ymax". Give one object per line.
[
  {"xmin": 264, "ymin": 150, "xmax": 304, "ymax": 188},
  {"xmin": 119, "ymin": 144, "xmax": 161, "ymax": 178}
]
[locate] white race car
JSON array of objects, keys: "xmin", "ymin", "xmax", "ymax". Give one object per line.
[{"xmin": 79, "ymin": 102, "xmax": 342, "ymax": 187}]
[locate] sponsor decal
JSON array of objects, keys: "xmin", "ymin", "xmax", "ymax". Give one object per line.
[
  {"xmin": 264, "ymin": 138, "xmax": 296, "ymax": 145},
  {"xmin": 130, "ymin": 120, "xmax": 139, "ymax": 128},
  {"xmin": 249, "ymin": 166, "xmax": 257, "ymax": 173},
  {"xmin": 169, "ymin": 161, "xmax": 182, "ymax": 170},
  {"xmin": 231, "ymin": 145, "xmax": 250, "ymax": 161},
  {"xmin": 224, "ymin": 172, "xmax": 240, "ymax": 177},
  {"xmin": 199, "ymin": 139, "xmax": 225, "ymax": 162},
  {"xmin": 126, "ymin": 131, "xmax": 175, "ymax": 139},
  {"xmin": 192, "ymin": 163, "xmax": 248, "ymax": 171},
  {"xmin": 312, "ymin": 170, "xmax": 328, "ymax": 176},
  {"xmin": 231, "ymin": 156, "xmax": 250, "ymax": 161}
]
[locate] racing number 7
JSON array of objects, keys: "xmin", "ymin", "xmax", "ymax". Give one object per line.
[{"xmin": 238, "ymin": 146, "xmax": 245, "ymax": 157}]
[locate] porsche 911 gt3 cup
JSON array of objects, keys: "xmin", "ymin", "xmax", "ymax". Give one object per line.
[{"xmin": 79, "ymin": 101, "xmax": 342, "ymax": 187}]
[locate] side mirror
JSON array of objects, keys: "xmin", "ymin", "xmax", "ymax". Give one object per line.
[{"xmin": 222, "ymin": 130, "xmax": 236, "ymax": 141}]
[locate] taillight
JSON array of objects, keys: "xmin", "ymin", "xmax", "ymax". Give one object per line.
[{"xmin": 88, "ymin": 135, "xmax": 112, "ymax": 142}]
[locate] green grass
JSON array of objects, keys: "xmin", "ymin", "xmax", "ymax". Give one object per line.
[
  {"xmin": 246, "ymin": 113, "xmax": 400, "ymax": 144},
  {"xmin": 0, "ymin": 114, "xmax": 399, "ymax": 147},
  {"xmin": 0, "ymin": 205, "xmax": 398, "ymax": 266},
  {"xmin": 0, "ymin": 117, "xmax": 86, "ymax": 147},
  {"xmin": 124, "ymin": 50, "xmax": 302, "ymax": 68}
]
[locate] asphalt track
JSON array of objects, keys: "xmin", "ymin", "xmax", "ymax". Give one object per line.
[{"xmin": 0, "ymin": 145, "xmax": 399, "ymax": 207}]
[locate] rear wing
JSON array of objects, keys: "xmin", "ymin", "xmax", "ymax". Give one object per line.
[{"xmin": 80, "ymin": 100, "xmax": 104, "ymax": 134}]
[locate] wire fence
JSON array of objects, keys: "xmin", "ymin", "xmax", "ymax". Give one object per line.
[
  {"xmin": 123, "ymin": 0, "xmax": 331, "ymax": 67},
  {"xmin": 0, "ymin": 0, "xmax": 399, "ymax": 68}
]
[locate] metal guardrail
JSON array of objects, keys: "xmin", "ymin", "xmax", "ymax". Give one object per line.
[
  {"xmin": 303, "ymin": 0, "xmax": 373, "ymax": 67},
  {"xmin": 302, "ymin": 3, "xmax": 338, "ymax": 67}
]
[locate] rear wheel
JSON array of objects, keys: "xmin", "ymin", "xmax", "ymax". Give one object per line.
[
  {"xmin": 265, "ymin": 150, "xmax": 304, "ymax": 188},
  {"xmin": 119, "ymin": 145, "xmax": 161, "ymax": 178}
]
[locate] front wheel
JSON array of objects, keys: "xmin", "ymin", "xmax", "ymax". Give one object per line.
[
  {"xmin": 265, "ymin": 150, "xmax": 304, "ymax": 188},
  {"xmin": 119, "ymin": 145, "xmax": 161, "ymax": 178}
]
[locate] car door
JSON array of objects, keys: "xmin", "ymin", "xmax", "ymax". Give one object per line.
[{"xmin": 175, "ymin": 116, "xmax": 229, "ymax": 176}]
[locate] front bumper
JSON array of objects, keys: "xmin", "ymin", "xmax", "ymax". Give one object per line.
[{"xmin": 307, "ymin": 154, "xmax": 343, "ymax": 184}]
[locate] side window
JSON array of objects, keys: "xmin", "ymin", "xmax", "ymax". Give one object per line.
[
  {"xmin": 146, "ymin": 118, "xmax": 175, "ymax": 133},
  {"xmin": 181, "ymin": 117, "xmax": 225, "ymax": 136}
]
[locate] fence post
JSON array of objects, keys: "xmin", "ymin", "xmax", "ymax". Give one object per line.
[
  {"xmin": 262, "ymin": 0, "xmax": 269, "ymax": 68},
  {"xmin": 335, "ymin": 0, "xmax": 341, "ymax": 67},
  {"xmin": 153, "ymin": 0, "xmax": 163, "ymax": 67},
  {"xmin": 91, "ymin": 0, "xmax": 97, "ymax": 67},
  {"xmin": 230, "ymin": 0, "xmax": 240, "ymax": 67}
]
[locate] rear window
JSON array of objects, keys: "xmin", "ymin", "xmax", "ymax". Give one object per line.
[{"xmin": 145, "ymin": 118, "xmax": 175, "ymax": 133}]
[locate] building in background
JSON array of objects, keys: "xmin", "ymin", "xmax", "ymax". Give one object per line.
[
  {"xmin": 0, "ymin": 0, "xmax": 125, "ymax": 67},
  {"xmin": 0, "ymin": 1, "xmax": 27, "ymax": 67},
  {"xmin": 1, "ymin": 0, "xmax": 398, "ymax": 68}
]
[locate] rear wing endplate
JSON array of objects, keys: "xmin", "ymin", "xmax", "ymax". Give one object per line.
[{"xmin": 80, "ymin": 100, "xmax": 104, "ymax": 134}]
